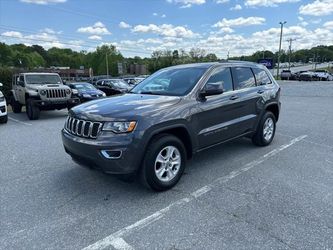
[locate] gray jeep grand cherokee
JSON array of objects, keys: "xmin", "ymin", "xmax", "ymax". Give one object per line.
[{"xmin": 62, "ymin": 62, "xmax": 281, "ymax": 191}]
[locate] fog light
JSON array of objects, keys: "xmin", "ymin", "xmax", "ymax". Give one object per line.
[{"xmin": 101, "ymin": 150, "xmax": 122, "ymax": 159}]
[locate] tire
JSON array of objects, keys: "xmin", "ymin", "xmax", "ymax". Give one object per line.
[
  {"xmin": 141, "ymin": 134, "xmax": 186, "ymax": 191},
  {"xmin": 11, "ymin": 99, "xmax": 22, "ymax": 113},
  {"xmin": 0, "ymin": 115, "xmax": 8, "ymax": 124},
  {"xmin": 252, "ymin": 111, "xmax": 276, "ymax": 146},
  {"xmin": 26, "ymin": 99, "xmax": 40, "ymax": 120}
]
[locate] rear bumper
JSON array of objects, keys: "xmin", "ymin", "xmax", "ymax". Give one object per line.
[{"xmin": 62, "ymin": 129, "xmax": 142, "ymax": 174}]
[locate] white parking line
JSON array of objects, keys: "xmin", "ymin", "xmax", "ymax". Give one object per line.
[
  {"xmin": 8, "ymin": 117, "xmax": 32, "ymax": 126},
  {"xmin": 82, "ymin": 135, "xmax": 307, "ymax": 250},
  {"xmin": 109, "ymin": 238, "xmax": 134, "ymax": 250}
]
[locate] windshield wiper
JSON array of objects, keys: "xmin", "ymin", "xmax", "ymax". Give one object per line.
[{"xmin": 139, "ymin": 91, "xmax": 164, "ymax": 95}]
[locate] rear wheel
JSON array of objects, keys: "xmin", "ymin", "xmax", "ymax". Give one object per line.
[
  {"xmin": 252, "ymin": 111, "xmax": 276, "ymax": 146},
  {"xmin": 141, "ymin": 134, "xmax": 186, "ymax": 191},
  {"xmin": 26, "ymin": 99, "xmax": 40, "ymax": 120}
]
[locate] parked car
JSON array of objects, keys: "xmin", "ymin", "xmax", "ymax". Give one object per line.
[
  {"xmin": 280, "ymin": 70, "xmax": 296, "ymax": 80},
  {"xmin": 89, "ymin": 75, "xmax": 111, "ymax": 85},
  {"xmin": 298, "ymin": 71, "xmax": 316, "ymax": 81},
  {"xmin": 313, "ymin": 70, "xmax": 333, "ymax": 81},
  {"xmin": 0, "ymin": 83, "xmax": 8, "ymax": 124},
  {"xmin": 62, "ymin": 62, "xmax": 281, "ymax": 191},
  {"xmin": 94, "ymin": 79, "xmax": 131, "ymax": 96},
  {"xmin": 294, "ymin": 70, "xmax": 307, "ymax": 80},
  {"xmin": 8, "ymin": 73, "xmax": 79, "ymax": 120},
  {"xmin": 67, "ymin": 82, "xmax": 106, "ymax": 103}
]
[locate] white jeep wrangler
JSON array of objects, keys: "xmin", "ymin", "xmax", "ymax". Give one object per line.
[{"xmin": 9, "ymin": 73, "xmax": 79, "ymax": 120}]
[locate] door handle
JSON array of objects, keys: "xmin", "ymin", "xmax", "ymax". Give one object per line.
[
  {"xmin": 257, "ymin": 90, "xmax": 265, "ymax": 94},
  {"xmin": 229, "ymin": 95, "xmax": 239, "ymax": 100}
]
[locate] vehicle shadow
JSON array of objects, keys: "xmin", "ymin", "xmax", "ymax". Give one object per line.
[
  {"xmin": 9, "ymin": 110, "xmax": 68, "ymax": 122},
  {"xmin": 55, "ymin": 137, "xmax": 263, "ymax": 200}
]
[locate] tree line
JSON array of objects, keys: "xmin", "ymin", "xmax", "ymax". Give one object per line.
[
  {"xmin": 1, "ymin": 42, "xmax": 333, "ymax": 75},
  {"xmin": 1, "ymin": 42, "xmax": 332, "ymax": 97}
]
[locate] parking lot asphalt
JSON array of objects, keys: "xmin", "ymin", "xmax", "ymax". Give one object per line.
[{"xmin": 1, "ymin": 81, "xmax": 333, "ymax": 250}]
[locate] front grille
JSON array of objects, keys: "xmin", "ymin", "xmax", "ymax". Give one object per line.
[
  {"xmin": 65, "ymin": 116, "xmax": 102, "ymax": 139},
  {"xmin": 46, "ymin": 89, "xmax": 66, "ymax": 98}
]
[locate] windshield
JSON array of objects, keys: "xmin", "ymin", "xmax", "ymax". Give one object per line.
[
  {"xmin": 73, "ymin": 83, "xmax": 96, "ymax": 91},
  {"xmin": 110, "ymin": 80, "xmax": 130, "ymax": 89},
  {"xmin": 25, "ymin": 75, "xmax": 62, "ymax": 85},
  {"xmin": 131, "ymin": 67, "xmax": 207, "ymax": 96}
]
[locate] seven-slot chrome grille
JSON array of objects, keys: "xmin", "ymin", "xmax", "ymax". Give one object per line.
[
  {"xmin": 65, "ymin": 116, "xmax": 102, "ymax": 139},
  {"xmin": 46, "ymin": 89, "xmax": 67, "ymax": 98}
]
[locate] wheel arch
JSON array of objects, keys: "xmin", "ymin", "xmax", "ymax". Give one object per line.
[
  {"xmin": 145, "ymin": 124, "xmax": 194, "ymax": 160},
  {"xmin": 265, "ymin": 103, "xmax": 280, "ymax": 121}
]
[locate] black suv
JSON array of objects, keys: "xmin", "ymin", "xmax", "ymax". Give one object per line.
[{"xmin": 62, "ymin": 62, "xmax": 281, "ymax": 191}]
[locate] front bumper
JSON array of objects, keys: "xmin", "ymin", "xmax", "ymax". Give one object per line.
[
  {"xmin": 0, "ymin": 101, "xmax": 7, "ymax": 116},
  {"xmin": 62, "ymin": 129, "xmax": 142, "ymax": 174},
  {"xmin": 33, "ymin": 98, "xmax": 80, "ymax": 107}
]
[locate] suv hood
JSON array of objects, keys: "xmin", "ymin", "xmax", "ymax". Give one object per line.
[
  {"xmin": 27, "ymin": 84, "xmax": 69, "ymax": 91},
  {"xmin": 70, "ymin": 93, "xmax": 181, "ymax": 121}
]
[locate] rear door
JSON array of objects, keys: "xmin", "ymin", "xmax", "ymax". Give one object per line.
[{"xmin": 229, "ymin": 67, "xmax": 261, "ymax": 134}]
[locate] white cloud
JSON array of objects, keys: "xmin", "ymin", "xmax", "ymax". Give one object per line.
[
  {"xmin": 153, "ymin": 13, "xmax": 158, "ymax": 16},
  {"xmin": 230, "ymin": 4, "xmax": 242, "ymax": 10},
  {"xmin": 161, "ymin": 14, "xmax": 167, "ymax": 18},
  {"xmin": 119, "ymin": 21, "xmax": 131, "ymax": 29},
  {"xmin": 213, "ymin": 17, "xmax": 265, "ymax": 28},
  {"xmin": 245, "ymin": 0, "xmax": 300, "ymax": 7},
  {"xmin": 88, "ymin": 35, "xmax": 102, "ymax": 40},
  {"xmin": 166, "ymin": 0, "xmax": 206, "ymax": 8},
  {"xmin": 20, "ymin": 0, "xmax": 66, "ymax": 4},
  {"xmin": 299, "ymin": 0, "xmax": 333, "ymax": 16},
  {"xmin": 1, "ymin": 31, "xmax": 24, "ymax": 38},
  {"xmin": 77, "ymin": 22, "xmax": 111, "ymax": 35},
  {"xmin": 0, "ymin": 30, "xmax": 83, "ymax": 50},
  {"xmin": 323, "ymin": 21, "xmax": 333, "ymax": 30},
  {"xmin": 39, "ymin": 28, "xmax": 62, "ymax": 34},
  {"xmin": 132, "ymin": 24, "xmax": 198, "ymax": 38},
  {"xmin": 215, "ymin": 0, "xmax": 229, "ymax": 3}
]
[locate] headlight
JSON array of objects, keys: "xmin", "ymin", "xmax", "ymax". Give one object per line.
[
  {"xmin": 83, "ymin": 94, "xmax": 91, "ymax": 98},
  {"xmin": 72, "ymin": 89, "xmax": 79, "ymax": 95},
  {"xmin": 40, "ymin": 90, "xmax": 47, "ymax": 95},
  {"xmin": 103, "ymin": 121, "xmax": 136, "ymax": 133},
  {"xmin": 102, "ymin": 93, "xmax": 106, "ymax": 97},
  {"xmin": 0, "ymin": 95, "xmax": 4, "ymax": 102},
  {"xmin": 65, "ymin": 89, "xmax": 71, "ymax": 95}
]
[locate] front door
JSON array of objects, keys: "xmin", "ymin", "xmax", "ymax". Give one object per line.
[{"xmin": 194, "ymin": 67, "xmax": 242, "ymax": 149}]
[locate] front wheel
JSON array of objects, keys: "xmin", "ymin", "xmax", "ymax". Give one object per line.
[
  {"xmin": 252, "ymin": 111, "xmax": 276, "ymax": 146},
  {"xmin": 26, "ymin": 99, "xmax": 40, "ymax": 120},
  {"xmin": 0, "ymin": 115, "xmax": 8, "ymax": 124},
  {"xmin": 141, "ymin": 134, "xmax": 186, "ymax": 191}
]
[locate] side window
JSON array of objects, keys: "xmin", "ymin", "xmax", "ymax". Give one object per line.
[
  {"xmin": 19, "ymin": 75, "xmax": 24, "ymax": 84},
  {"xmin": 206, "ymin": 67, "xmax": 233, "ymax": 92},
  {"xmin": 232, "ymin": 67, "xmax": 256, "ymax": 90},
  {"xmin": 252, "ymin": 68, "xmax": 272, "ymax": 85}
]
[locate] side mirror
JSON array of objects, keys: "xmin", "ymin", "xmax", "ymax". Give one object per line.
[
  {"xmin": 200, "ymin": 82, "xmax": 224, "ymax": 98},
  {"xmin": 63, "ymin": 79, "xmax": 67, "ymax": 84}
]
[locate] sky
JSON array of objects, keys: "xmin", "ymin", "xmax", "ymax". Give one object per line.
[{"xmin": 0, "ymin": 0, "xmax": 332, "ymax": 58}]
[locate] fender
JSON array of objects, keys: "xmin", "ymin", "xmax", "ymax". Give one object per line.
[
  {"xmin": 254, "ymin": 101, "xmax": 280, "ymax": 131},
  {"xmin": 9, "ymin": 90, "xmax": 18, "ymax": 102},
  {"xmin": 139, "ymin": 120, "xmax": 197, "ymax": 162}
]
